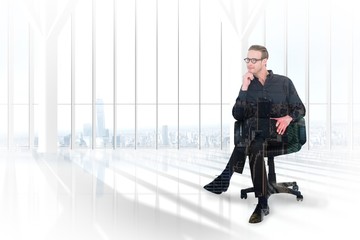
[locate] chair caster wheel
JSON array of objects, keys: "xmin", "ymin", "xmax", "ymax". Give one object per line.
[
  {"xmin": 296, "ymin": 194, "xmax": 303, "ymax": 201},
  {"xmin": 292, "ymin": 184, "xmax": 299, "ymax": 191},
  {"xmin": 240, "ymin": 191, "xmax": 247, "ymax": 199}
]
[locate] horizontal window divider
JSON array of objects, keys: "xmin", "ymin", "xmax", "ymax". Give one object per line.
[
  {"xmin": 54, "ymin": 103, "xmax": 232, "ymax": 106},
  {"xmin": 6, "ymin": 103, "xmax": 31, "ymax": 106},
  {"xmin": 3, "ymin": 102, "xmax": 230, "ymax": 104},
  {"xmin": 117, "ymin": 103, "xmax": 230, "ymax": 106},
  {"xmin": 308, "ymin": 103, "xmax": 353, "ymax": 105}
]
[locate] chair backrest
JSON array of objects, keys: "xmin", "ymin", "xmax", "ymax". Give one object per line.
[{"xmin": 234, "ymin": 117, "xmax": 306, "ymax": 157}]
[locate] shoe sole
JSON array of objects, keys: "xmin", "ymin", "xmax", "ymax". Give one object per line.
[{"xmin": 203, "ymin": 186, "xmax": 225, "ymax": 194}]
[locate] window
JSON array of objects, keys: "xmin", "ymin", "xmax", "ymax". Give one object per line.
[{"xmin": 1, "ymin": 0, "xmax": 359, "ymax": 150}]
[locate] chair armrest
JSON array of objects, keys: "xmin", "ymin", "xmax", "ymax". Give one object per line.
[
  {"xmin": 286, "ymin": 117, "xmax": 307, "ymax": 145},
  {"xmin": 234, "ymin": 121, "xmax": 247, "ymax": 147}
]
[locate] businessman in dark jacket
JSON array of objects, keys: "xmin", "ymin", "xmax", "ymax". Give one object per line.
[{"xmin": 203, "ymin": 45, "xmax": 306, "ymax": 223}]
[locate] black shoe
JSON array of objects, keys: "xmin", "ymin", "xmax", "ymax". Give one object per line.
[
  {"xmin": 203, "ymin": 175, "xmax": 229, "ymax": 194},
  {"xmin": 249, "ymin": 204, "xmax": 270, "ymax": 224}
]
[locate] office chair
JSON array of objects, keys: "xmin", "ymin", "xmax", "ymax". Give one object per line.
[{"xmin": 233, "ymin": 117, "xmax": 306, "ymax": 201}]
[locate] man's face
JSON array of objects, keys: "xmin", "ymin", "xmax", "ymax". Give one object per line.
[{"xmin": 246, "ymin": 50, "xmax": 267, "ymax": 74}]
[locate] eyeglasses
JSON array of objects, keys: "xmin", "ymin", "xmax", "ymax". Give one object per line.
[{"xmin": 244, "ymin": 58, "xmax": 264, "ymax": 64}]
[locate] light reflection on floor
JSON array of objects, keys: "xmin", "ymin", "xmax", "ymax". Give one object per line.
[{"xmin": 1, "ymin": 148, "xmax": 359, "ymax": 240}]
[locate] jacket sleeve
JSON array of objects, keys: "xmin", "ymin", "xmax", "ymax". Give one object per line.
[
  {"xmin": 232, "ymin": 89, "xmax": 248, "ymax": 121},
  {"xmin": 287, "ymin": 80, "xmax": 306, "ymax": 122}
]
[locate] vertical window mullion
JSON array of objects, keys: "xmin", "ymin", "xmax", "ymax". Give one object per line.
[
  {"xmin": 220, "ymin": 21, "xmax": 222, "ymax": 150},
  {"xmin": 177, "ymin": 0, "xmax": 179, "ymax": 150},
  {"xmin": 71, "ymin": 13, "xmax": 75, "ymax": 149},
  {"xmin": 156, "ymin": 0, "xmax": 158, "ymax": 149},
  {"xmin": 135, "ymin": 0, "xmax": 138, "ymax": 149},
  {"xmin": 29, "ymin": 24, "xmax": 34, "ymax": 149},
  {"xmin": 92, "ymin": 0, "xmax": 96, "ymax": 149},
  {"xmin": 327, "ymin": 4, "xmax": 332, "ymax": 150},
  {"xmin": 113, "ymin": 0, "xmax": 117, "ymax": 149},
  {"xmin": 305, "ymin": 0, "xmax": 310, "ymax": 150},
  {"xmin": 8, "ymin": 2, "xmax": 14, "ymax": 149},
  {"xmin": 198, "ymin": 0, "xmax": 201, "ymax": 150}
]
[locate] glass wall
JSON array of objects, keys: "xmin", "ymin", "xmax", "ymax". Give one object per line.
[
  {"xmin": 1, "ymin": 0, "xmax": 360, "ymax": 150},
  {"xmin": 74, "ymin": 0, "xmax": 93, "ymax": 148},
  {"xmin": 0, "ymin": 0, "xmax": 8, "ymax": 149},
  {"xmin": 58, "ymin": 16, "xmax": 72, "ymax": 148}
]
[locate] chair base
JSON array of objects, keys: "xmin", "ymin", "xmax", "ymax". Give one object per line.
[{"xmin": 240, "ymin": 180, "xmax": 303, "ymax": 201}]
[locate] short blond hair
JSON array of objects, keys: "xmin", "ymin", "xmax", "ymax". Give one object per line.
[{"xmin": 248, "ymin": 45, "xmax": 269, "ymax": 59}]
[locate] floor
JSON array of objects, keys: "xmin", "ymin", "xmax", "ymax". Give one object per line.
[{"xmin": 1, "ymin": 148, "xmax": 359, "ymax": 240}]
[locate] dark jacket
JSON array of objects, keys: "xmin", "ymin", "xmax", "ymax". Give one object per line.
[{"xmin": 232, "ymin": 70, "xmax": 306, "ymax": 155}]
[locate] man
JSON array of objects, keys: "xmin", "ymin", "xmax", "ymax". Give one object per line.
[{"xmin": 203, "ymin": 45, "xmax": 306, "ymax": 223}]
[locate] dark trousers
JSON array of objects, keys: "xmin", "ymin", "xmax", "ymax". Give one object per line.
[{"xmin": 226, "ymin": 138, "xmax": 268, "ymax": 198}]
